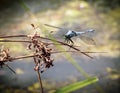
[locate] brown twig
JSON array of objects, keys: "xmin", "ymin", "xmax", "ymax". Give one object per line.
[
  {"xmin": 51, "ymin": 51, "xmax": 107, "ymax": 54},
  {"xmin": 37, "ymin": 70, "xmax": 44, "ymax": 93},
  {"xmin": 33, "ymin": 54, "xmax": 44, "ymax": 93},
  {"xmin": 0, "ymin": 35, "xmax": 27, "ymax": 38},
  {"xmin": 0, "ymin": 51, "xmax": 107, "ymax": 63},
  {"xmin": 1, "ymin": 54, "xmax": 37, "ymax": 63},
  {"xmin": 0, "ymin": 40, "xmax": 31, "ymax": 43},
  {"xmin": 0, "ymin": 35, "xmax": 40, "ymax": 38},
  {"xmin": 0, "ymin": 51, "xmax": 106, "ymax": 64}
]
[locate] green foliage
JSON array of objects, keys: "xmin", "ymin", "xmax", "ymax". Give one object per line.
[
  {"xmin": 18, "ymin": 0, "xmax": 30, "ymax": 12},
  {"xmin": 55, "ymin": 77, "xmax": 98, "ymax": 93},
  {"xmin": 85, "ymin": 0, "xmax": 120, "ymax": 9}
]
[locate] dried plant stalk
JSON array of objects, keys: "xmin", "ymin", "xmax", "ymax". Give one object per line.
[{"xmin": 0, "ymin": 24, "xmax": 107, "ymax": 93}]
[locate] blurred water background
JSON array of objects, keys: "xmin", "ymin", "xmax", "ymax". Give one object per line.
[{"xmin": 0, "ymin": 0, "xmax": 120, "ymax": 93}]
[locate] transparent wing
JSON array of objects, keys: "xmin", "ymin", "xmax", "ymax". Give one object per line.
[
  {"xmin": 44, "ymin": 24, "xmax": 68, "ymax": 40},
  {"xmin": 71, "ymin": 22, "xmax": 97, "ymax": 38},
  {"xmin": 79, "ymin": 35, "xmax": 96, "ymax": 45},
  {"xmin": 74, "ymin": 28, "xmax": 96, "ymax": 45},
  {"xmin": 53, "ymin": 29, "xmax": 67, "ymax": 39}
]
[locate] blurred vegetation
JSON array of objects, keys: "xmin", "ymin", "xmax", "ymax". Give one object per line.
[
  {"xmin": 0, "ymin": 0, "xmax": 120, "ymax": 93},
  {"xmin": 85, "ymin": 0, "xmax": 120, "ymax": 9}
]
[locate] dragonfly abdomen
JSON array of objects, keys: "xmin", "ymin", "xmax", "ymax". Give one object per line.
[
  {"xmin": 76, "ymin": 29, "xmax": 95, "ymax": 35},
  {"xmin": 76, "ymin": 31, "xmax": 85, "ymax": 35}
]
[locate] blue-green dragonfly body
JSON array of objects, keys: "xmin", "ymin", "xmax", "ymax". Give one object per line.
[{"xmin": 45, "ymin": 24, "xmax": 95, "ymax": 45}]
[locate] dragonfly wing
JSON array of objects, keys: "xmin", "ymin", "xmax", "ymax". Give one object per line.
[
  {"xmin": 52, "ymin": 29, "xmax": 68, "ymax": 39},
  {"xmin": 44, "ymin": 24, "xmax": 68, "ymax": 39},
  {"xmin": 79, "ymin": 35, "xmax": 96, "ymax": 45}
]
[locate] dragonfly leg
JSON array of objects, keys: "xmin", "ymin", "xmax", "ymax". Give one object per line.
[
  {"xmin": 64, "ymin": 38, "xmax": 69, "ymax": 44},
  {"xmin": 67, "ymin": 39, "xmax": 70, "ymax": 44},
  {"xmin": 64, "ymin": 37, "xmax": 74, "ymax": 46},
  {"xmin": 64, "ymin": 38, "xmax": 67, "ymax": 43},
  {"xmin": 69, "ymin": 38, "xmax": 74, "ymax": 44}
]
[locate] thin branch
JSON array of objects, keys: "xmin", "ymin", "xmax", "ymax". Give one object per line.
[
  {"xmin": 0, "ymin": 35, "xmax": 28, "ymax": 38},
  {"xmin": 1, "ymin": 54, "xmax": 37, "ymax": 63},
  {"xmin": 0, "ymin": 40, "xmax": 31, "ymax": 43},
  {"xmin": 33, "ymin": 55, "xmax": 44, "ymax": 93},
  {"xmin": 0, "ymin": 35, "xmax": 41, "ymax": 38},
  {"xmin": 37, "ymin": 70, "xmax": 44, "ymax": 93},
  {"xmin": 51, "ymin": 51, "xmax": 107, "ymax": 54},
  {"xmin": 0, "ymin": 39, "xmax": 80, "ymax": 48},
  {"xmin": 0, "ymin": 51, "xmax": 107, "ymax": 64}
]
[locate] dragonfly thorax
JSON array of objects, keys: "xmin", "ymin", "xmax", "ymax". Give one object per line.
[
  {"xmin": 65, "ymin": 30, "xmax": 77, "ymax": 39},
  {"xmin": 64, "ymin": 30, "xmax": 77, "ymax": 44}
]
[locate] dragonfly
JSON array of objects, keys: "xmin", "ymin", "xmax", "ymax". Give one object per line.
[{"xmin": 45, "ymin": 24, "xmax": 96, "ymax": 45}]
